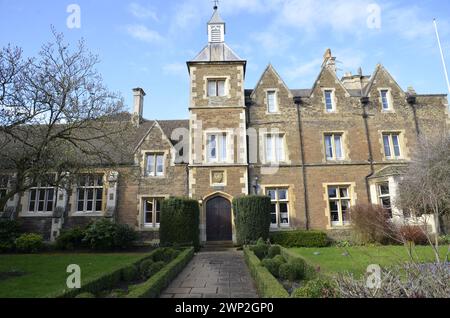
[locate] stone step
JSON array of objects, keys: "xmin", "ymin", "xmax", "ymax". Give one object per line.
[{"xmin": 202, "ymin": 241, "xmax": 236, "ymax": 252}]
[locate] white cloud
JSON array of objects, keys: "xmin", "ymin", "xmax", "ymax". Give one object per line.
[
  {"xmin": 284, "ymin": 58, "xmax": 322, "ymax": 81},
  {"xmin": 253, "ymin": 30, "xmax": 292, "ymax": 55},
  {"xmin": 128, "ymin": 3, "xmax": 159, "ymax": 21},
  {"xmin": 125, "ymin": 24, "xmax": 163, "ymax": 43}
]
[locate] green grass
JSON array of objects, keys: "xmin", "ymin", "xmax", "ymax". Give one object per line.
[
  {"xmin": 289, "ymin": 245, "xmax": 449, "ymax": 277},
  {"xmin": 0, "ymin": 253, "xmax": 146, "ymax": 298}
]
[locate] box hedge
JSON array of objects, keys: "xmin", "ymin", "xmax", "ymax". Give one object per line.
[
  {"xmin": 160, "ymin": 198, "xmax": 200, "ymax": 250},
  {"xmin": 270, "ymin": 230, "xmax": 330, "ymax": 248},
  {"xmin": 233, "ymin": 196, "xmax": 271, "ymax": 245},
  {"xmin": 243, "ymin": 247, "xmax": 289, "ymax": 298},
  {"xmin": 127, "ymin": 247, "xmax": 195, "ymax": 298}
]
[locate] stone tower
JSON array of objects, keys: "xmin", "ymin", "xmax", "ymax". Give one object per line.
[{"xmin": 187, "ymin": 6, "xmax": 248, "ymax": 243}]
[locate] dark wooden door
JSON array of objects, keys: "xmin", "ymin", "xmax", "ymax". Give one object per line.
[{"xmin": 206, "ymin": 197, "xmax": 232, "ymax": 241}]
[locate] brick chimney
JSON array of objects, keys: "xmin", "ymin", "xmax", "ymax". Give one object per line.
[
  {"xmin": 322, "ymin": 48, "xmax": 336, "ymax": 73},
  {"xmin": 132, "ymin": 88, "xmax": 146, "ymax": 127}
]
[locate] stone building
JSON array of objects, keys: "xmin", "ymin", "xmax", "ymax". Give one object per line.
[{"xmin": 1, "ymin": 6, "xmax": 448, "ymax": 243}]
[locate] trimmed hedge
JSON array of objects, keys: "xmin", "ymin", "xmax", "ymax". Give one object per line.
[
  {"xmin": 160, "ymin": 198, "xmax": 200, "ymax": 251},
  {"xmin": 54, "ymin": 249, "xmax": 161, "ymax": 298},
  {"xmin": 270, "ymin": 230, "xmax": 329, "ymax": 248},
  {"xmin": 243, "ymin": 247, "xmax": 289, "ymax": 298},
  {"xmin": 0, "ymin": 220, "xmax": 21, "ymax": 253},
  {"xmin": 127, "ymin": 247, "xmax": 195, "ymax": 298},
  {"xmin": 234, "ymin": 196, "xmax": 272, "ymax": 245},
  {"xmin": 280, "ymin": 247, "xmax": 318, "ymax": 281}
]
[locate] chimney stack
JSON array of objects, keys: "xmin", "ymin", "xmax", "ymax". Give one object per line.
[
  {"xmin": 132, "ymin": 88, "xmax": 146, "ymax": 127},
  {"xmin": 322, "ymin": 48, "xmax": 336, "ymax": 73}
]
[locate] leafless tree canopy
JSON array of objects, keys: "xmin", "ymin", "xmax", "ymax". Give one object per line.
[
  {"xmin": 0, "ymin": 29, "xmax": 134, "ymax": 209},
  {"xmin": 397, "ymin": 132, "xmax": 450, "ymax": 233}
]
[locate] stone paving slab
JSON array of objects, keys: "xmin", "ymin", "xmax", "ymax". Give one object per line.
[{"xmin": 160, "ymin": 250, "xmax": 259, "ymax": 299}]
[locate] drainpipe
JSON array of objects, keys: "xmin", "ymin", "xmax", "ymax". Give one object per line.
[
  {"xmin": 361, "ymin": 96, "xmax": 375, "ymax": 203},
  {"xmin": 294, "ymin": 96, "xmax": 310, "ymax": 230}
]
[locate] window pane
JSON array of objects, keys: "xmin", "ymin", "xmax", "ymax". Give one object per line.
[
  {"xmin": 267, "ymin": 190, "xmax": 276, "ymax": 201},
  {"xmin": 208, "ymin": 80, "xmax": 217, "ymax": 97},
  {"xmin": 217, "ymin": 80, "xmax": 225, "ymax": 97},
  {"xmin": 279, "ymin": 203, "xmax": 288, "ymax": 213},
  {"xmin": 30, "ymin": 189, "xmax": 36, "ymax": 201},
  {"xmin": 156, "ymin": 155, "xmax": 164, "ymax": 175},
  {"xmin": 146, "ymin": 155, "xmax": 155, "ymax": 176},
  {"xmin": 339, "ymin": 187, "xmax": 349, "ymax": 198},
  {"xmin": 145, "ymin": 212, "xmax": 153, "ymax": 225},
  {"xmin": 275, "ymin": 135, "xmax": 284, "ymax": 162},
  {"xmin": 87, "ymin": 200, "xmax": 93, "ymax": 212},
  {"xmin": 379, "ymin": 183, "xmax": 390, "ymax": 196},
  {"xmin": 78, "ymin": 200, "xmax": 84, "ymax": 212},
  {"xmin": 381, "ymin": 90, "xmax": 389, "ymax": 110},
  {"xmin": 96, "ymin": 175, "xmax": 104, "ymax": 187},
  {"xmin": 383, "ymin": 135, "xmax": 392, "ymax": 157},
  {"xmin": 392, "ymin": 135, "xmax": 401, "ymax": 157},
  {"xmin": 220, "ymin": 134, "xmax": 227, "ymax": 162},
  {"xmin": 39, "ymin": 190, "xmax": 46, "ymax": 201},
  {"xmin": 342, "ymin": 200, "xmax": 350, "ymax": 223},
  {"xmin": 334, "ymin": 135, "xmax": 343, "ymax": 159},
  {"xmin": 208, "ymin": 135, "xmax": 217, "ymax": 160},
  {"xmin": 267, "ymin": 91, "xmax": 276, "ymax": 113},
  {"xmin": 328, "ymin": 187, "xmax": 337, "ymax": 199},
  {"xmin": 270, "ymin": 203, "xmax": 277, "ymax": 224},
  {"xmin": 265, "ymin": 135, "xmax": 273, "ymax": 162},
  {"xmin": 325, "ymin": 91, "xmax": 333, "ymax": 111},
  {"xmin": 278, "ymin": 190, "xmax": 287, "ymax": 201},
  {"xmin": 325, "ymin": 135, "xmax": 333, "ymax": 159}
]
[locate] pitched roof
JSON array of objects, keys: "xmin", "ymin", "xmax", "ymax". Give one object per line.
[
  {"xmin": 208, "ymin": 9, "xmax": 224, "ymax": 24},
  {"xmin": 190, "ymin": 43, "xmax": 244, "ymax": 63},
  {"xmin": 369, "ymin": 165, "xmax": 409, "ymax": 179}
]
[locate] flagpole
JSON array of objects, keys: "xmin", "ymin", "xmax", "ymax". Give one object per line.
[{"xmin": 433, "ymin": 18, "xmax": 450, "ymax": 109}]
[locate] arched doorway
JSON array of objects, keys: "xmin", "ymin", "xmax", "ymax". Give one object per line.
[{"xmin": 206, "ymin": 196, "xmax": 232, "ymax": 242}]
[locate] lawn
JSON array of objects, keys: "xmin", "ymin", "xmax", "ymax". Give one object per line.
[
  {"xmin": 290, "ymin": 245, "xmax": 449, "ymax": 277},
  {"xmin": 0, "ymin": 253, "xmax": 147, "ymax": 298}
]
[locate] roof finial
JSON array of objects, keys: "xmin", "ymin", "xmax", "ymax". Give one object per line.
[{"xmin": 213, "ymin": 0, "xmax": 219, "ymax": 10}]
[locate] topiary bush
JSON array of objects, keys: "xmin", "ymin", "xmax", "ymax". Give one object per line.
[
  {"xmin": 262, "ymin": 255, "xmax": 286, "ymax": 278},
  {"xmin": 121, "ymin": 265, "xmax": 139, "ymax": 282},
  {"xmin": 292, "ymin": 277, "xmax": 339, "ymax": 298},
  {"xmin": 139, "ymin": 259, "xmax": 155, "ymax": 278},
  {"xmin": 83, "ymin": 219, "xmax": 137, "ymax": 251},
  {"xmin": 279, "ymin": 258, "xmax": 306, "ymax": 282},
  {"xmin": 0, "ymin": 219, "xmax": 21, "ymax": 253},
  {"xmin": 56, "ymin": 228, "xmax": 86, "ymax": 250},
  {"xmin": 268, "ymin": 245, "xmax": 281, "ymax": 258},
  {"xmin": 152, "ymin": 248, "xmax": 180, "ymax": 263},
  {"xmin": 140, "ymin": 261, "xmax": 165, "ymax": 280},
  {"xmin": 233, "ymin": 196, "xmax": 271, "ymax": 245},
  {"xmin": 160, "ymin": 197, "xmax": 200, "ymax": 251},
  {"xmin": 270, "ymin": 230, "xmax": 329, "ymax": 248},
  {"xmin": 250, "ymin": 238, "xmax": 269, "ymax": 260},
  {"xmin": 15, "ymin": 233, "xmax": 43, "ymax": 253}
]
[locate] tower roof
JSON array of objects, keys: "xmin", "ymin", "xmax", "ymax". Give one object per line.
[{"xmin": 208, "ymin": 7, "xmax": 225, "ymax": 24}]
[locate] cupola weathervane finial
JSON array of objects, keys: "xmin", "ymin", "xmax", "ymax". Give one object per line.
[{"xmin": 213, "ymin": 0, "xmax": 219, "ymax": 10}]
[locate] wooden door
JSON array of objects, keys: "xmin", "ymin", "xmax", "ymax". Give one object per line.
[{"xmin": 206, "ymin": 197, "xmax": 232, "ymax": 241}]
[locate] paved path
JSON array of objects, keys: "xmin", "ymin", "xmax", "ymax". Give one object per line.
[{"xmin": 161, "ymin": 250, "xmax": 259, "ymax": 298}]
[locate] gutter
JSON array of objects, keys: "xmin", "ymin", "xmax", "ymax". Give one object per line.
[{"xmin": 294, "ymin": 96, "xmax": 310, "ymax": 230}]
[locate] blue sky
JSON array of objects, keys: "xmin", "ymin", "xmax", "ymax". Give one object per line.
[{"xmin": 1, "ymin": 0, "xmax": 449, "ymax": 120}]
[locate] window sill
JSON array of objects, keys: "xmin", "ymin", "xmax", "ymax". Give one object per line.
[
  {"xmin": 20, "ymin": 213, "xmax": 53, "ymax": 218},
  {"xmin": 71, "ymin": 212, "xmax": 104, "ymax": 217},
  {"xmin": 141, "ymin": 226, "xmax": 160, "ymax": 232},
  {"xmin": 270, "ymin": 226, "xmax": 292, "ymax": 231}
]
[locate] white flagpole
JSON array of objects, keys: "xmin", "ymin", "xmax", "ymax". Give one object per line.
[{"xmin": 433, "ymin": 18, "xmax": 450, "ymax": 109}]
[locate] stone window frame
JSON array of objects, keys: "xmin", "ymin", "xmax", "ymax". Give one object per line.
[
  {"xmin": 138, "ymin": 195, "xmax": 169, "ymax": 230},
  {"xmin": 71, "ymin": 174, "xmax": 106, "ymax": 216},
  {"xmin": 379, "ymin": 131, "xmax": 407, "ymax": 161},
  {"xmin": 261, "ymin": 185, "xmax": 291, "ymax": 230},
  {"xmin": 203, "ymin": 75, "xmax": 231, "ymax": 100},
  {"xmin": 20, "ymin": 174, "xmax": 58, "ymax": 217},
  {"xmin": 204, "ymin": 130, "xmax": 233, "ymax": 164},
  {"xmin": 322, "ymin": 88, "xmax": 337, "ymax": 113},
  {"xmin": 141, "ymin": 150, "xmax": 169, "ymax": 179},
  {"xmin": 376, "ymin": 182, "xmax": 393, "ymax": 218},
  {"xmin": 265, "ymin": 88, "xmax": 280, "ymax": 114},
  {"xmin": 378, "ymin": 88, "xmax": 395, "ymax": 113},
  {"xmin": 261, "ymin": 131, "xmax": 288, "ymax": 165},
  {"xmin": 323, "ymin": 132, "xmax": 347, "ymax": 162},
  {"xmin": 323, "ymin": 182, "xmax": 357, "ymax": 230}
]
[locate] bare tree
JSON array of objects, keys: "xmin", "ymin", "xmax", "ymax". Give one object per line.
[
  {"xmin": 396, "ymin": 131, "xmax": 450, "ymax": 262},
  {"xmin": 0, "ymin": 29, "xmax": 134, "ymax": 211}
]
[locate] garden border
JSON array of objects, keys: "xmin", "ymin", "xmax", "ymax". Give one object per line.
[
  {"xmin": 126, "ymin": 247, "xmax": 195, "ymax": 298},
  {"xmin": 243, "ymin": 246, "xmax": 289, "ymax": 298}
]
